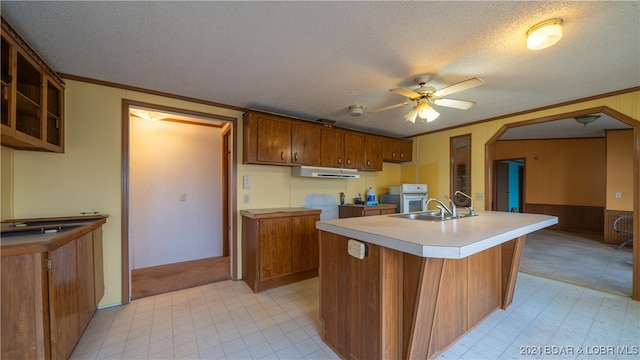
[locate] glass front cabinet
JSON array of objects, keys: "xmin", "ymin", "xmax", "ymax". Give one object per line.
[{"xmin": 1, "ymin": 17, "xmax": 64, "ymax": 153}]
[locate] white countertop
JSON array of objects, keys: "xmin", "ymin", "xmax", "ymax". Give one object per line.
[{"xmin": 316, "ymin": 211, "xmax": 558, "ymax": 258}]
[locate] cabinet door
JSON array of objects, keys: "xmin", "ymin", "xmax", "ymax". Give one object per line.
[
  {"xmin": 292, "ymin": 215, "xmax": 320, "ymax": 272},
  {"xmin": 49, "ymin": 240, "xmax": 80, "ymax": 360},
  {"xmin": 93, "ymin": 227, "xmax": 105, "ymax": 306},
  {"xmin": 76, "ymin": 232, "xmax": 95, "ymax": 332},
  {"xmin": 321, "ymin": 128, "xmax": 345, "ymax": 167},
  {"xmin": 258, "ymin": 217, "xmax": 293, "ymax": 280},
  {"xmin": 382, "ymin": 138, "xmax": 400, "ymax": 162},
  {"xmin": 256, "ymin": 114, "xmax": 291, "ymax": 164},
  {"xmin": 1, "ymin": 252, "xmax": 47, "ymax": 360},
  {"xmin": 291, "ymin": 122, "xmax": 321, "ymax": 166},
  {"xmin": 364, "ymin": 135, "xmax": 383, "ymax": 170},
  {"xmin": 344, "ymin": 132, "xmax": 365, "ymax": 169},
  {"xmin": 398, "ymin": 140, "xmax": 413, "ymax": 162}
]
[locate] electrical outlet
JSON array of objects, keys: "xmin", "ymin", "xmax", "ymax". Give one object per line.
[
  {"xmin": 347, "ymin": 239, "xmax": 367, "ymax": 259},
  {"xmin": 243, "ymin": 194, "xmax": 250, "ymax": 203},
  {"xmin": 180, "ymin": 193, "xmax": 187, "ymax": 201},
  {"xmin": 243, "ymin": 175, "xmax": 250, "ymax": 189},
  {"xmin": 476, "ymin": 193, "xmax": 484, "ymax": 201},
  {"xmin": 615, "ymin": 192, "xmax": 622, "ymax": 199}
]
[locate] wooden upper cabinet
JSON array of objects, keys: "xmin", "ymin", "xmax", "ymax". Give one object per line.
[
  {"xmin": 291, "ymin": 122, "xmax": 321, "ymax": 166},
  {"xmin": 1, "ymin": 18, "xmax": 65, "ymax": 152},
  {"xmin": 364, "ymin": 135, "xmax": 383, "ymax": 171},
  {"xmin": 244, "ymin": 111, "xmax": 291, "ymax": 164},
  {"xmin": 344, "ymin": 132, "xmax": 364, "ymax": 169},
  {"xmin": 244, "ymin": 110, "xmax": 411, "ymax": 169},
  {"xmin": 383, "ymin": 137, "xmax": 413, "ymax": 163},
  {"xmin": 321, "ymin": 127, "xmax": 345, "ymax": 168}
]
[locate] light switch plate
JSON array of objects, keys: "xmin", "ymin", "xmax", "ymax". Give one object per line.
[
  {"xmin": 347, "ymin": 239, "xmax": 367, "ymax": 259},
  {"xmin": 243, "ymin": 175, "xmax": 250, "ymax": 189}
]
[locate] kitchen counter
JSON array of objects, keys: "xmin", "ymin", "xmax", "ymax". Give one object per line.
[
  {"xmin": 1, "ymin": 214, "xmax": 108, "ymax": 256},
  {"xmin": 317, "ymin": 210, "xmax": 557, "ymax": 258},
  {"xmin": 317, "ymin": 211, "xmax": 558, "ymax": 359}
]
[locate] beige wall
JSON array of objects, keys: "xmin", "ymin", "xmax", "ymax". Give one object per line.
[
  {"xmin": 411, "ymin": 91, "xmax": 639, "ymax": 211},
  {"xmin": 2, "ymin": 79, "xmax": 637, "ymax": 307},
  {"xmin": 1, "ymin": 79, "xmax": 404, "ymax": 307},
  {"xmin": 606, "ymin": 130, "xmax": 634, "ymax": 211},
  {"xmin": 493, "ymin": 138, "xmax": 606, "ymax": 207}
]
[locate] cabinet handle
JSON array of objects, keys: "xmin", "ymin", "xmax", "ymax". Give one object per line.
[
  {"xmin": 400, "ymin": 153, "xmax": 404, "ymax": 159},
  {"xmin": 347, "ymin": 159, "xmax": 351, "ymax": 165},
  {"xmin": 392, "ymin": 152, "xmax": 396, "ymax": 157},
  {"xmin": 367, "ymin": 160, "xmax": 371, "ymax": 166},
  {"xmin": 338, "ymin": 157, "xmax": 342, "ymax": 164},
  {"xmin": 294, "ymin": 152, "xmax": 298, "ymax": 161},
  {"xmin": 281, "ymin": 152, "xmax": 285, "ymax": 160}
]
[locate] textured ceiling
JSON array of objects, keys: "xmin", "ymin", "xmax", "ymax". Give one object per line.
[{"xmin": 1, "ymin": 1, "xmax": 638, "ymax": 138}]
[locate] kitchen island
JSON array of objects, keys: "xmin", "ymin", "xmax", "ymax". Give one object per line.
[{"xmin": 316, "ymin": 211, "xmax": 557, "ymax": 360}]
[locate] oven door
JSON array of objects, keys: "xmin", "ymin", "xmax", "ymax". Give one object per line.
[{"xmin": 401, "ymin": 194, "xmax": 427, "ymax": 212}]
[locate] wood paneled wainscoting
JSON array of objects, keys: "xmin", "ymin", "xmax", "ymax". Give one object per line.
[
  {"xmin": 604, "ymin": 209, "xmax": 634, "ymax": 245},
  {"xmin": 525, "ymin": 204, "xmax": 604, "ymax": 234}
]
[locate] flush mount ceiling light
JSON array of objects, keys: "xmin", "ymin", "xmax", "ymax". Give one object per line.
[
  {"xmin": 349, "ymin": 104, "xmax": 364, "ymax": 117},
  {"xmin": 527, "ymin": 18, "xmax": 563, "ymax": 50},
  {"xmin": 574, "ymin": 114, "xmax": 600, "ymax": 126},
  {"xmin": 404, "ymin": 101, "xmax": 440, "ymax": 123}
]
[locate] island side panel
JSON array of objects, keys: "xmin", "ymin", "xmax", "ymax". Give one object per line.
[
  {"xmin": 319, "ymin": 231, "xmax": 352, "ymax": 357},
  {"xmin": 500, "ymin": 235, "xmax": 526, "ymax": 309}
]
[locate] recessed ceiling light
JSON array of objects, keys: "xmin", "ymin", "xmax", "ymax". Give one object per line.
[{"xmin": 527, "ymin": 18, "xmax": 563, "ymax": 50}]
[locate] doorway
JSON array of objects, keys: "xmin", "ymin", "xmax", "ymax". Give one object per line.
[
  {"xmin": 485, "ymin": 106, "xmax": 639, "ymax": 300},
  {"xmin": 122, "ymin": 100, "xmax": 237, "ymax": 302},
  {"xmin": 493, "ymin": 159, "xmax": 524, "ymax": 212}
]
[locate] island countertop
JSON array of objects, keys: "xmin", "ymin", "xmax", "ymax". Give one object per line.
[{"xmin": 316, "ymin": 210, "xmax": 557, "ymax": 258}]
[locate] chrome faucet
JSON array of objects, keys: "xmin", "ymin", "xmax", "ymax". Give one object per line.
[
  {"xmin": 444, "ymin": 195, "xmax": 457, "ymax": 218},
  {"xmin": 454, "ymin": 191, "xmax": 475, "ymax": 216},
  {"xmin": 426, "ymin": 198, "xmax": 453, "ymax": 219}
]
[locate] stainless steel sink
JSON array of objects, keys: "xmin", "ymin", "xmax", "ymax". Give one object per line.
[{"xmin": 390, "ymin": 211, "xmax": 476, "ymax": 221}]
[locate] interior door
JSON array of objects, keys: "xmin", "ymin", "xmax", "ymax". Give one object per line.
[{"xmin": 494, "ymin": 161, "xmax": 510, "ymax": 211}]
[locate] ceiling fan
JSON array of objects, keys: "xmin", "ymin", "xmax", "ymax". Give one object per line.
[{"xmin": 370, "ymin": 76, "xmax": 485, "ymax": 123}]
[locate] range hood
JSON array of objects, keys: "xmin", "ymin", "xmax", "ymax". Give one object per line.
[{"xmin": 291, "ymin": 166, "xmax": 359, "ymax": 179}]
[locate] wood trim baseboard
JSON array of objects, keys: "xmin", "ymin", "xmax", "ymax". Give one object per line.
[
  {"xmin": 131, "ymin": 256, "xmax": 230, "ymax": 300},
  {"xmin": 524, "ymin": 203, "xmax": 604, "ymax": 234}
]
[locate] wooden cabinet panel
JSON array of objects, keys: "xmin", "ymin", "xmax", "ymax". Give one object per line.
[
  {"xmin": 1, "ymin": 252, "xmax": 47, "ymax": 360},
  {"xmin": 292, "ymin": 215, "xmax": 319, "ymax": 272},
  {"xmin": 49, "ymin": 240, "xmax": 80, "ymax": 360},
  {"xmin": 398, "ymin": 139, "xmax": 413, "ymax": 162},
  {"xmin": 291, "ymin": 122, "xmax": 321, "ymax": 166},
  {"xmin": 321, "ymin": 127, "xmax": 344, "ymax": 168},
  {"xmin": 93, "ymin": 227, "xmax": 105, "ymax": 307},
  {"xmin": 256, "ymin": 114, "xmax": 291, "ymax": 164},
  {"xmin": 364, "ymin": 135, "xmax": 383, "ymax": 170},
  {"xmin": 344, "ymin": 132, "xmax": 364, "ymax": 169},
  {"xmin": 76, "ymin": 232, "xmax": 96, "ymax": 333},
  {"xmin": 258, "ymin": 217, "xmax": 293, "ymax": 280}
]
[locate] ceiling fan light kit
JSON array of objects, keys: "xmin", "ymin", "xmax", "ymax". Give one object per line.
[
  {"xmin": 527, "ymin": 18, "xmax": 563, "ymax": 50},
  {"xmin": 371, "ymin": 76, "xmax": 484, "ymax": 124}
]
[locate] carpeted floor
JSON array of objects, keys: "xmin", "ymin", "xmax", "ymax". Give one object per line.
[{"xmin": 520, "ymin": 229, "xmax": 633, "ymax": 297}]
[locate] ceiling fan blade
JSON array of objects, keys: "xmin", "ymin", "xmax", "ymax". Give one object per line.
[
  {"xmin": 434, "ymin": 77, "xmax": 484, "ymax": 97},
  {"xmin": 389, "ymin": 87, "xmax": 421, "ymax": 100},
  {"xmin": 433, "ymin": 98, "xmax": 476, "ymax": 110},
  {"xmin": 368, "ymin": 101, "xmax": 411, "ymax": 113}
]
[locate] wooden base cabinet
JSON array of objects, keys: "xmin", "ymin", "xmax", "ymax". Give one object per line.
[
  {"xmin": 338, "ymin": 204, "xmax": 397, "ymax": 218},
  {"xmin": 241, "ymin": 208, "xmax": 321, "ymax": 293},
  {"xmin": 1, "ymin": 218, "xmax": 106, "ymax": 360}
]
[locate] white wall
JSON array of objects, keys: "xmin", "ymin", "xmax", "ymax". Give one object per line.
[{"xmin": 130, "ymin": 116, "xmax": 223, "ymax": 269}]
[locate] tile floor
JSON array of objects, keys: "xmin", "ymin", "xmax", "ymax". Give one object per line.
[
  {"xmin": 521, "ymin": 229, "xmax": 633, "ymax": 296},
  {"xmin": 72, "ymin": 272, "xmax": 639, "ymax": 360}
]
